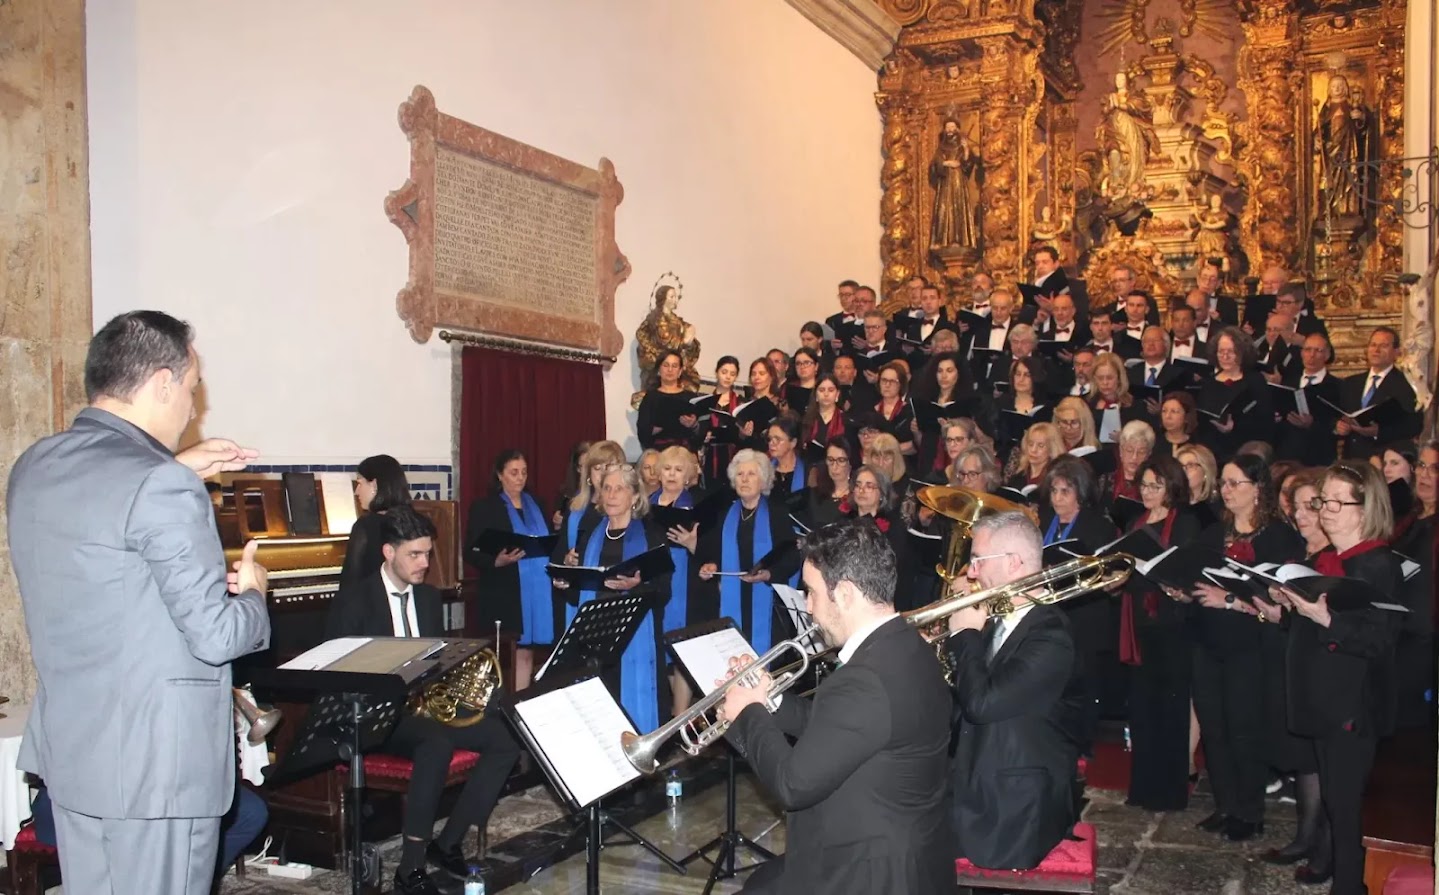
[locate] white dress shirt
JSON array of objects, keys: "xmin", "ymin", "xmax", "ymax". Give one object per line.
[
  {"xmin": 381, "ymin": 564, "xmax": 420, "ymax": 638},
  {"xmin": 920, "ymin": 317, "xmax": 940, "ymax": 342},
  {"xmin": 1050, "ymin": 323, "xmax": 1074, "ymax": 343},
  {"xmin": 839, "ymin": 613, "xmax": 900, "ymax": 664},
  {"xmin": 1299, "ymin": 369, "xmax": 1328, "ymax": 387},
  {"xmin": 1170, "ymin": 337, "xmax": 1196, "ymax": 359},
  {"xmin": 986, "ymin": 321, "xmax": 1010, "ymax": 351},
  {"xmin": 1091, "ymin": 341, "xmax": 1114, "ymax": 355}
]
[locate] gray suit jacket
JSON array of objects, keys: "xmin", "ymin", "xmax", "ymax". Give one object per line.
[{"xmin": 6, "ymin": 408, "xmax": 270, "ymax": 819}]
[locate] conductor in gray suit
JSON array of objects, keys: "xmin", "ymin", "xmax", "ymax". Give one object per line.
[{"xmin": 6, "ymin": 310, "xmax": 272, "ymax": 894}]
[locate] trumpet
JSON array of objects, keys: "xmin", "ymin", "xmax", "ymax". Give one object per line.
[
  {"xmin": 621, "ymin": 624, "xmax": 822, "ymax": 774},
  {"xmin": 233, "ymin": 687, "xmax": 282, "ymax": 746}
]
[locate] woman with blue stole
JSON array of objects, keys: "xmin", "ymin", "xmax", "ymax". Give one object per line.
[
  {"xmin": 651, "ymin": 445, "xmax": 703, "ymax": 713},
  {"xmin": 697, "ymin": 449, "xmax": 803, "ymax": 656},
  {"xmin": 554, "ymin": 440, "xmax": 625, "ymax": 636},
  {"xmin": 465, "ymin": 448, "xmax": 554, "ymax": 688},
  {"xmin": 552, "ymin": 462, "xmax": 671, "ymax": 733}
]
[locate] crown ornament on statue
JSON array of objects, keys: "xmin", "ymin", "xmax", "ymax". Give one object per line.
[{"xmin": 650, "ymin": 271, "xmax": 684, "ymax": 306}]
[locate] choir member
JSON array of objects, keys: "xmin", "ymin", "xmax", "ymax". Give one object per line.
[
  {"xmin": 1196, "ymin": 327, "xmax": 1274, "ymax": 462},
  {"xmin": 557, "ymin": 440, "xmax": 626, "ymax": 569},
  {"xmin": 850, "ymin": 464, "xmax": 920, "ymax": 611},
  {"xmin": 953, "ymin": 444, "xmax": 1004, "ymax": 495},
  {"xmin": 863, "ymin": 433, "xmax": 911, "ymax": 501},
  {"xmin": 931, "ymin": 327, "xmax": 962, "ymax": 358},
  {"xmin": 785, "ymin": 347, "xmax": 821, "ymax": 414},
  {"xmin": 798, "ymin": 322, "xmax": 834, "ymax": 371},
  {"xmin": 1158, "ymin": 392, "xmax": 1198, "ymax": 456},
  {"xmin": 700, "ymin": 355, "xmax": 743, "ymax": 486},
  {"xmin": 910, "ymin": 351, "xmax": 977, "ymax": 469},
  {"xmin": 810, "ymin": 436, "xmax": 856, "ymax": 529},
  {"xmin": 1086, "ymin": 308, "xmax": 1136, "ymax": 360},
  {"xmin": 552, "ymin": 440, "xmax": 592, "ymax": 528},
  {"xmin": 800, "ymin": 373, "xmax": 847, "ymax": 457},
  {"xmin": 651, "ymin": 446, "xmax": 703, "ymax": 714},
  {"xmin": 1272, "ymin": 461, "xmax": 1403, "ymax": 893},
  {"xmin": 891, "ymin": 274, "xmax": 928, "ymax": 331},
  {"xmin": 1380, "ymin": 442, "xmax": 1417, "ymax": 512},
  {"xmin": 1275, "ymin": 285, "xmax": 1328, "ymax": 340},
  {"xmin": 1006, "ymin": 422, "xmax": 1062, "ymax": 491},
  {"xmin": 636, "ymin": 349, "xmax": 700, "ymax": 450},
  {"xmin": 1195, "ymin": 258, "xmax": 1240, "ymax": 327},
  {"xmin": 1106, "ymin": 263, "xmax": 1158, "ymax": 324},
  {"xmin": 902, "ymin": 283, "xmax": 959, "ymax": 355},
  {"xmin": 1241, "ymin": 264, "xmax": 1291, "ymax": 333},
  {"xmin": 465, "ymin": 449, "xmax": 553, "ymax": 688},
  {"xmin": 1116, "ymin": 292, "xmax": 1153, "ymax": 347},
  {"xmin": 932, "ymin": 418, "xmax": 986, "ymax": 485},
  {"xmin": 1004, "ymin": 325, "xmax": 1060, "ymax": 397},
  {"xmin": 339, "ymin": 454, "xmax": 412, "ymax": 596},
  {"xmin": 970, "ymin": 289, "xmax": 1017, "ymax": 359},
  {"xmin": 875, "ymin": 360, "xmax": 917, "ymax": 458},
  {"xmin": 1337, "ymin": 327, "xmax": 1422, "ymax": 458},
  {"xmin": 824, "ymin": 279, "xmax": 860, "ymax": 353},
  {"xmin": 552, "ymin": 462, "xmax": 672, "ymax": 732},
  {"xmin": 741, "ymin": 357, "xmax": 783, "ymax": 451},
  {"xmin": 1067, "ymin": 346, "xmax": 1097, "ymax": 398},
  {"xmin": 1391, "ymin": 441, "xmax": 1436, "ymax": 731},
  {"xmin": 767, "ymin": 413, "xmax": 808, "ymax": 494},
  {"xmin": 1276, "ymin": 333, "xmax": 1341, "ymax": 468},
  {"xmin": 996, "ymin": 356, "xmax": 1050, "ymax": 459},
  {"xmin": 1036, "ymin": 293, "xmax": 1090, "ymax": 351},
  {"xmin": 1088, "ymin": 352, "xmax": 1144, "ymax": 443},
  {"xmin": 832, "ymin": 353, "xmax": 876, "ymax": 415},
  {"xmin": 1185, "ymin": 289, "xmax": 1216, "ymax": 346},
  {"xmin": 767, "ymin": 348, "xmax": 792, "ymax": 385},
  {"xmin": 858, "ymin": 311, "xmax": 896, "ymax": 384},
  {"xmin": 1257, "ymin": 313, "xmax": 1303, "ymax": 383},
  {"xmin": 1054, "ymin": 397, "xmax": 1100, "ymax": 457},
  {"xmin": 1022, "ymin": 245, "xmax": 1071, "ymax": 322},
  {"xmin": 1167, "ymin": 305, "xmax": 1206, "ymax": 360},
  {"xmin": 1122, "ymin": 454, "xmax": 1202, "ymax": 811},
  {"xmin": 1177, "ymin": 444, "xmax": 1221, "ymax": 529},
  {"xmin": 638, "ymin": 449, "xmax": 661, "ymax": 495},
  {"xmin": 1186, "ymin": 452, "xmax": 1304, "ymax": 842},
  {"xmin": 697, "ymin": 449, "xmax": 803, "ymax": 652},
  {"xmin": 1262, "ymin": 468, "xmax": 1329, "ymax": 868},
  {"xmin": 1129, "ymin": 326, "xmax": 1185, "ymax": 423},
  {"xmin": 1102, "ymin": 420, "xmax": 1155, "ymax": 506}
]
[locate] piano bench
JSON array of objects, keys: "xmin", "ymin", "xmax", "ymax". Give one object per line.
[{"xmin": 955, "ymin": 822, "xmax": 1097, "ymax": 893}]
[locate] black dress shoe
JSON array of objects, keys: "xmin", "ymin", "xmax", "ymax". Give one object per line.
[
  {"xmin": 426, "ymin": 840, "xmax": 470, "ymax": 879},
  {"xmin": 394, "ymin": 867, "xmax": 443, "ymax": 895},
  {"xmin": 1196, "ymin": 812, "xmax": 1228, "ymax": 832},
  {"xmin": 1223, "ymin": 817, "xmax": 1263, "ymax": 841},
  {"xmin": 1261, "ymin": 841, "xmax": 1309, "ymax": 865},
  {"xmin": 1294, "ymin": 864, "xmax": 1333, "ymax": 885}
]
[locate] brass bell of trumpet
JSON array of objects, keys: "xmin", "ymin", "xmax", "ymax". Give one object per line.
[
  {"xmin": 915, "ymin": 485, "xmax": 1027, "ymax": 582},
  {"xmin": 232, "ymin": 687, "xmax": 282, "ymax": 746}
]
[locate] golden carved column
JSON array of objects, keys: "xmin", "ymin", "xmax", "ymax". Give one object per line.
[
  {"xmin": 977, "ymin": 36, "xmax": 1038, "ymax": 285},
  {"xmin": 1237, "ymin": 1, "xmax": 1302, "ymax": 273},
  {"xmin": 876, "ymin": 55, "xmax": 925, "ymax": 301}
]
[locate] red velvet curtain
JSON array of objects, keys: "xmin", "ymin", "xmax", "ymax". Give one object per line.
[{"xmin": 457, "ymin": 347, "xmax": 606, "ymax": 541}]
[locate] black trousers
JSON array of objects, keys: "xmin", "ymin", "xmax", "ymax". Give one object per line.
[
  {"xmin": 1191, "ymin": 644, "xmax": 1266, "ymax": 823},
  {"xmin": 1127, "ymin": 623, "xmax": 1192, "ymax": 811},
  {"xmin": 383, "ymin": 713, "xmax": 521, "ymax": 843},
  {"xmin": 1314, "ymin": 730, "xmax": 1377, "ymax": 895}
]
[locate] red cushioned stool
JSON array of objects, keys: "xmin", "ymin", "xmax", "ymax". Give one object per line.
[
  {"xmin": 955, "ymin": 822, "xmax": 1097, "ymax": 893},
  {"xmin": 334, "ymin": 749, "xmax": 481, "ymax": 860},
  {"xmin": 6, "ymin": 824, "xmax": 59, "ymax": 895},
  {"xmin": 1383, "ymin": 864, "xmax": 1435, "ymax": 895}
]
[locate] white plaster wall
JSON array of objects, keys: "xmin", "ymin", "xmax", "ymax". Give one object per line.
[{"xmin": 87, "ymin": 0, "xmax": 882, "ymax": 464}]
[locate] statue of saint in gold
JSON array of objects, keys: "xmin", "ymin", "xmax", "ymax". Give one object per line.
[
  {"xmin": 929, "ymin": 119, "xmax": 981, "ymax": 249},
  {"xmin": 632, "ymin": 283, "xmax": 701, "ymax": 407},
  {"xmin": 1315, "ymin": 74, "xmax": 1372, "ymax": 224},
  {"xmin": 1098, "ymin": 72, "xmax": 1161, "ymax": 199},
  {"xmin": 1189, "ymin": 194, "xmax": 1235, "ymax": 266}
]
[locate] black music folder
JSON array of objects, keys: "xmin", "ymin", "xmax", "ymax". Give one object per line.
[
  {"xmin": 1314, "ymin": 395, "xmax": 1408, "ymax": 430},
  {"xmin": 648, "ymin": 488, "xmax": 735, "ymax": 535},
  {"xmin": 1110, "ymin": 496, "xmax": 1147, "ymax": 531},
  {"xmin": 473, "ymin": 528, "xmax": 560, "ymax": 559},
  {"xmin": 1219, "ymin": 559, "xmax": 1410, "ymax": 613},
  {"xmin": 1198, "ymin": 385, "xmax": 1256, "ymax": 421},
  {"xmin": 1267, "ymin": 382, "xmax": 1311, "ymax": 417},
  {"xmin": 912, "ymin": 396, "xmax": 976, "ymax": 433},
  {"xmin": 957, "ymin": 309, "xmax": 988, "ymax": 331},
  {"xmin": 547, "ymin": 545, "xmax": 677, "ymax": 592},
  {"xmin": 1131, "ymin": 543, "xmax": 1228, "ymax": 591},
  {"xmin": 733, "ymin": 397, "xmax": 779, "ymax": 430}
]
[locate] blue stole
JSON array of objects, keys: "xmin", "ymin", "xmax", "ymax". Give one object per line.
[
  {"xmin": 774, "ymin": 456, "xmax": 806, "ymax": 493},
  {"xmin": 503, "ymin": 492, "xmax": 553, "ymax": 645},
  {"xmin": 565, "ymin": 505, "xmax": 585, "ymax": 551},
  {"xmin": 650, "ymin": 489, "xmax": 694, "ymax": 633},
  {"xmin": 1044, "ymin": 512, "xmax": 1078, "ymax": 546},
  {"xmin": 571, "ymin": 519, "xmax": 658, "ymax": 732},
  {"xmin": 720, "ymin": 500, "xmax": 775, "ymax": 654}
]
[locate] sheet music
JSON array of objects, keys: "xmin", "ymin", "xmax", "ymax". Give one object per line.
[
  {"xmin": 671, "ymin": 628, "xmax": 759, "ymax": 697},
  {"xmin": 318, "ymin": 472, "xmax": 359, "ymax": 535},
  {"xmin": 1098, "ymin": 406, "xmax": 1122, "ymax": 443},
  {"xmin": 279, "ymin": 637, "xmax": 371, "ymax": 670},
  {"xmin": 514, "ymin": 678, "xmax": 640, "ymax": 807}
]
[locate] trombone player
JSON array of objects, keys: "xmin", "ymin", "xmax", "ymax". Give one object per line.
[
  {"xmin": 944, "ymin": 511, "xmax": 1089, "ymax": 870},
  {"xmin": 715, "ymin": 519, "xmax": 953, "ymax": 895}
]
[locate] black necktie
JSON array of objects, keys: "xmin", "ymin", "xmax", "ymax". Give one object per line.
[
  {"xmin": 394, "ymin": 592, "xmax": 413, "ymax": 637},
  {"xmin": 982, "ymin": 616, "xmax": 1003, "ymax": 661}
]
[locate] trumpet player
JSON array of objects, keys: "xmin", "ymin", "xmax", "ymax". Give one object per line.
[
  {"xmin": 327, "ymin": 506, "xmax": 520, "ymax": 895},
  {"xmin": 944, "ymin": 511, "xmax": 1088, "ymax": 871},
  {"xmin": 715, "ymin": 519, "xmax": 953, "ymax": 895}
]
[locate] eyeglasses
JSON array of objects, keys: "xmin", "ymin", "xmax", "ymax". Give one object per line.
[
  {"xmin": 795, "ymin": 359, "xmax": 816, "ymax": 368},
  {"xmin": 1219, "ymin": 478, "xmax": 1253, "ymax": 489},
  {"xmin": 1181, "ymin": 461, "xmax": 1202, "ymax": 472},
  {"xmin": 853, "ymin": 480, "xmax": 880, "ymax": 491},
  {"xmin": 944, "ymin": 436, "xmax": 968, "ymax": 445},
  {"xmin": 1416, "ymin": 461, "xmax": 1435, "ymax": 472},
  {"xmin": 879, "ymin": 377, "xmax": 901, "ymax": 385},
  {"xmin": 825, "ymin": 456, "xmax": 850, "ymax": 465},
  {"xmin": 956, "ymin": 469, "xmax": 983, "ymax": 480},
  {"xmin": 1308, "ymin": 497, "xmax": 1363, "ymax": 512},
  {"xmin": 970, "ymin": 551, "xmax": 1014, "ymax": 564},
  {"xmin": 1055, "ymin": 418, "xmax": 1081, "ymax": 428},
  {"xmin": 1139, "ymin": 481, "xmax": 1166, "ymax": 492}
]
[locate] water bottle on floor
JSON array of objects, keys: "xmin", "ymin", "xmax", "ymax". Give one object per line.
[
  {"xmin": 666, "ymin": 769, "xmax": 683, "ymax": 806},
  {"xmin": 464, "ymin": 863, "xmax": 486, "ymax": 895}
]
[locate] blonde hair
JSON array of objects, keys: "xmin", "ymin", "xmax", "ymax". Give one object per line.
[
  {"xmin": 865, "ymin": 433, "xmax": 906, "ymax": 483},
  {"xmin": 1054, "ymin": 396, "xmax": 1099, "ymax": 450},
  {"xmin": 1018, "ymin": 422, "xmax": 1064, "ymax": 478},
  {"xmin": 656, "ymin": 446, "xmax": 700, "ymax": 489},
  {"xmin": 1092, "ymin": 353, "xmax": 1133, "ymax": 407},
  {"xmin": 570, "ymin": 440, "xmax": 626, "ymax": 512},
  {"xmin": 1322, "ymin": 460, "xmax": 1394, "ymax": 542},
  {"xmin": 1178, "ymin": 444, "xmax": 1218, "ymax": 502}
]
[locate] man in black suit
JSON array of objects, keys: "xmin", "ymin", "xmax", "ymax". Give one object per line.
[
  {"xmin": 327, "ymin": 507, "xmax": 521, "ymax": 895},
  {"xmin": 1275, "ymin": 332, "xmax": 1343, "ymax": 466},
  {"xmin": 1036, "ymin": 293, "xmax": 1091, "ymax": 350},
  {"xmin": 719, "ymin": 520, "xmax": 953, "ymax": 895},
  {"xmin": 1337, "ymin": 326, "xmax": 1423, "ymax": 457},
  {"xmin": 1019, "ymin": 246, "xmax": 1070, "ymax": 323},
  {"xmin": 1166, "ymin": 305, "xmax": 1207, "ymax": 362},
  {"xmin": 825, "ymin": 279, "xmax": 861, "ymax": 354},
  {"xmin": 1195, "ymin": 259, "xmax": 1240, "ymax": 327},
  {"xmin": 945, "ymin": 511, "xmax": 1087, "ymax": 870},
  {"xmin": 1086, "ymin": 309, "xmax": 1140, "ymax": 361},
  {"xmin": 901, "ymin": 284, "xmax": 959, "ymax": 356},
  {"xmin": 1256, "ymin": 312, "xmax": 1303, "ymax": 382},
  {"xmin": 1129, "ymin": 326, "xmax": 1186, "ymax": 423},
  {"xmin": 1274, "ymin": 285, "xmax": 1329, "ymax": 340},
  {"xmin": 890, "ymin": 274, "xmax": 928, "ymax": 332},
  {"xmin": 1104, "ymin": 263, "xmax": 1159, "ymax": 325}
]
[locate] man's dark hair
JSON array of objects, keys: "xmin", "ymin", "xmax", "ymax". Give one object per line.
[
  {"xmin": 84, "ymin": 310, "xmax": 194, "ymax": 402},
  {"xmin": 1090, "ymin": 307, "xmax": 1114, "ymax": 323},
  {"xmin": 380, "ymin": 505, "xmax": 437, "ymax": 548},
  {"xmin": 357, "ymin": 454, "xmax": 412, "ymax": 512},
  {"xmin": 1372, "ymin": 326, "xmax": 1400, "ymax": 348},
  {"xmin": 1034, "ymin": 246, "xmax": 1060, "ymax": 263},
  {"xmin": 838, "ymin": 279, "xmax": 859, "ymax": 289},
  {"xmin": 801, "ymin": 519, "xmax": 897, "ymax": 606},
  {"xmin": 908, "ymin": 275, "xmax": 929, "ymax": 287},
  {"xmin": 1169, "ymin": 304, "xmax": 1196, "ymax": 321},
  {"xmin": 855, "ymin": 285, "xmax": 877, "ymax": 299}
]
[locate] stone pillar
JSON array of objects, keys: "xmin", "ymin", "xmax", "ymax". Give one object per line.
[{"xmin": 0, "ymin": 0, "xmax": 92, "ymax": 703}]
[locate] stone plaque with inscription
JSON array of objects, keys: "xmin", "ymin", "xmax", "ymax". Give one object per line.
[{"xmin": 385, "ymin": 86, "xmax": 628, "ymax": 355}]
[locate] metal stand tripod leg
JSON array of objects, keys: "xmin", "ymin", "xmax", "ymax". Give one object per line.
[{"xmin": 679, "ymin": 750, "xmax": 776, "ymax": 894}]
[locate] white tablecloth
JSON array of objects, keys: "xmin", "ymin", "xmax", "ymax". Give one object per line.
[{"xmin": 0, "ymin": 702, "xmax": 33, "ymax": 850}]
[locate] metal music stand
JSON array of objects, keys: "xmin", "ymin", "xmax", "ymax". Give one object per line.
[
  {"xmin": 250, "ymin": 638, "xmax": 491, "ymax": 895},
  {"xmin": 523, "ymin": 593, "xmax": 686, "ymax": 892}
]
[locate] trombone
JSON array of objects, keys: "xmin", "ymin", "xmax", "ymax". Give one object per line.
[{"xmin": 621, "ymin": 624, "xmax": 822, "ymax": 774}]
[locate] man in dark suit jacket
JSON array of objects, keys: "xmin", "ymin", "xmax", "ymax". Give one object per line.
[
  {"xmin": 945, "ymin": 511, "xmax": 1087, "ymax": 871},
  {"xmin": 1275, "ymin": 332, "xmax": 1343, "ymax": 466},
  {"xmin": 900, "ymin": 285, "xmax": 960, "ymax": 356},
  {"xmin": 1195, "ymin": 259, "xmax": 1240, "ymax": 327},
  {"xmin": 720, "ymin": 520, "xmax": 953, "ymax": 895},
  {"xmin": 1018, "ymin": 247, "xmax": 1070, "ymax": 324},
  {"xmin": 1337, "ymin": 326, "xmax": 1423, "ymax": 458},
  {"xmin": 328, "ymin": 507, "xmax": 521, "ymax": 895}
]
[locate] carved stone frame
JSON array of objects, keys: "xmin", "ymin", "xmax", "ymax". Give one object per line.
[{"xmin": 384, "ymin": 85, "xmax": 629, "ymax": 356}]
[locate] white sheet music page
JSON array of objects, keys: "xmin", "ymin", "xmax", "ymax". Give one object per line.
[
  {"xmin": 515, "ymin": 677, "xmax": 640, "ymax": 807},
  {"xmin": 671, "ymin": 628, "xmax": 758, "ymax": 697},
  {"xmin": 279, "ymin": 637, "xmax": 371, "ymax": 670}
]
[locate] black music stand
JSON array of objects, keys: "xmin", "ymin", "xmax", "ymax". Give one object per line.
[
  {"xmin": 250, "ymin": 638, "xmax": 490, "ymax": 895},
  {"xmin": 665, "ymin": 619, "xmax": 782, "ymax": 894},
  {"xmin": 523, "ymin": 593, "xmax": 686, "ymax": 891}
]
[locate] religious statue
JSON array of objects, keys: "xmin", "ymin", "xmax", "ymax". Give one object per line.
[
  {"xmin": 631, "ymin": 280, "xmax": 701, "ymax": 408},
  {"xmin": 1314, "ymin": 74, "xmax": 1373, "ymax": 225},
  {"xmin": 1097, "ymin": 72, "xmax": 1161, "ymax": 200},
  {"xmin": 1030, "ymin": 206, "xmax": 1071, "ymax": 251},
  {"xmin": 1189, "ymin": 194, "xmax": 1236, "ymax": 269},
  {"xmin": 929, "ymin": 119, "xmax": 981, "ymax": 250}
]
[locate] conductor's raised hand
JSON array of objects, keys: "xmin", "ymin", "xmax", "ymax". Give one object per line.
[
  {"xmin": 178, "ymin": 438, "xmax": 260, "ymax": 479},
  {"xmin": 228, "ymin": 539, "xmax": 269, "ymax": 596}
]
